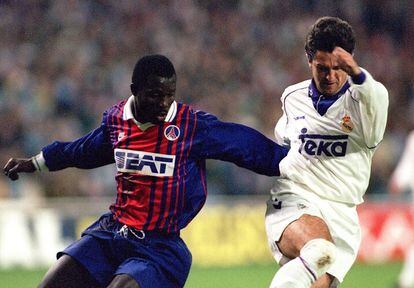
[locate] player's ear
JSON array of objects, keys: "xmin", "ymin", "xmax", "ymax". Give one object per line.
[
  {"xmin": 306, "ymin": 52, "xmax": 313, "ymax": 68},
  {"xmin": 130, "ymin": 83, "xmax": 138, "ymax": 96}
]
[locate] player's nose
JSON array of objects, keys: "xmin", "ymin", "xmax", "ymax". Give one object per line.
[
  {"xmin": 325, "ymin": 69, "xmax": 336, "ymax": 81},
  {"xmin": 159, "ymin": 98, "xmax": 170, "ymax": 109}
]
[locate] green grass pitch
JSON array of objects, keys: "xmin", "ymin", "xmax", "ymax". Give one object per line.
[{"xmin": 0, "ymin": 262, "xmax": 402, "ymax": 288}]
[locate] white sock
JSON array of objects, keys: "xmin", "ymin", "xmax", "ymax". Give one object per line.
[
  {"xmin": 270, "ymin": 257, "xmax": 313, "ymax": 288},
  {"xmin": 399, "ymin": 245, "xmax": 414, "ymax": 288},
  {"xmin": 270, "ymin": 239, "xmax": 336, "ymax": 288}
]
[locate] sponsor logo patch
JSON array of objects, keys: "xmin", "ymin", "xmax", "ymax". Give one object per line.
[
  {"xmin": 297, "ymin": 203, "xmax": 308, "ymax": 210},
  {"xmin": 114, "ymin": 148, "xmax": 175, "ymax": 177},
  {"xmin": 294, "ymin": 115, "xmax": 305, "ymax": 120},
  {"xmin": 298, "ymin": 128, "xmax": 348, "ymax": 157},
  {"xmin": 164, "ymin": 125, "xmax": 180, "ymax": 141}
]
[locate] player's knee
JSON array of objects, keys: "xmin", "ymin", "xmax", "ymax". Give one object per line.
[{"xmin": 300, "ymin": 238, "xmax": 337, "ymax": 278}]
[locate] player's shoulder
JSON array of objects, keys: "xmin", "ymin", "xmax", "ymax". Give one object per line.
[
  {"xmin": 281, "ymin": 80, "xmax": 310, "ymax": 101},
  {"xmin": 101, "ymin": 97, "xmax": 129, "ymax": 124},
  {"xmin": 177, "ymin": 102, "xmax": 219, "ymax": 122},
  {"xmin": 349, "ymin": 68, "xmax": 388, "ymax": 93},
  {"xmin": 106, "ymin": 98, "xmax": 128, "ymax": 116}
]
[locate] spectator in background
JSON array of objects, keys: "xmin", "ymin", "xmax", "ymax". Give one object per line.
[{"xmin": 389, "ymin": 131, "xmax": 414, "ymax": 288}]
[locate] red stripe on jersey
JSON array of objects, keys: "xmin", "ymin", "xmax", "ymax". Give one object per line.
[
  {"xmin": 150, "ymin": 107, "xmax": 185, "ymax": 231},
  {"xmin": 171, "ymin": 107, "xmax": 194, "ymax": 232},
  {"xmin": 119, "ymin": 119, "xmax": 132, "ymax": 218},
  {"xmin": 199, "ymin": 164, "xmax": 207, "ymax": 196},
  {"xmin": 166, "ymin": 107, "xmax": 189, "ymax": 232},
  {"xmin": 157, "ymin": 112, "xmax": 183, "ymax": 230},
  {"xmin": 126, "ymin": 125, "xmax": 162, "ymax": 230},
  {"xmin": 155, "ymin": 124, "xmax": 171, "ymax": 230},
  {"xmin": 146, "ymin": 171, "xmax": 165, "ymax": 230},
  {"xmin": 148, "ymin": 124, "xmax": 171, "ymax": 230},
  {"xmin": 112, "ymin": 106, "xmax": 125, "ymax": 221},
  {"xmin": 173, "ymin": 109, "xmax": 203, "ymax": 232}
]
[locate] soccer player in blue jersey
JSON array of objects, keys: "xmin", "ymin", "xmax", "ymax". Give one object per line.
[{"xmin": 4, "ymin": 54, "xmax": 288, "ymax": 288}]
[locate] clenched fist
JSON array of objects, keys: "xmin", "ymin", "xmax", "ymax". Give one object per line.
[
  {"xmin": 332, "ymin": 46, "xmax": 362, "ymax": 77},
  {"xmin": 3, "ymin": 158, "xmax": 36, "ymax": 181}
]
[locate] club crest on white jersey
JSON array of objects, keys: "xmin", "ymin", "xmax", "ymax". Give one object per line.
[
  {"xmin": 298, "ymin": 128, "xmax": 348, "ymax": 157},
  {"xmin": 340, "ymin": 114, "xmax": 354, "ymax": 133},
  {"xmin": 114, "ymin": 148, "xmax": 175, "ymax": 177}
]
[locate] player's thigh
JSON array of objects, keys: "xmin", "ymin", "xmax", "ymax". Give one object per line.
[
  {"xmin": 107, "ymin": 274, "xmax": 140, "ymax": 288},
  {"xmin": 38, "ymin": 254, "xmax": 100, "ymax": 288},
  {"xmin": 277, "ymin": 214, "xmax": 333, "ymax": 259}
]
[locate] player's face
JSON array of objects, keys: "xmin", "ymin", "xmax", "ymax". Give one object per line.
[
  {"xmin": 309, "ymin": 50, "xmax": 349, "ymax": 96},
  {"xmin": 134, "ymin": 75, "xmax": 176, "ymax": 124}
]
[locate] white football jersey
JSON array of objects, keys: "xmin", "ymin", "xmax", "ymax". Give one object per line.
[
  {"xmin": 272, "ymin": 68, "xmax": 389, "ymax": 204},
  {"xmin": 390, "ymin": 131, "xmax": 414, "ymax": 194}
]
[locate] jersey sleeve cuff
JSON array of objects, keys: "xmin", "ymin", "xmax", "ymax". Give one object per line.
[
  {"xmin": 350, "ymin": 71, "xmax": 366, "ymax": 85},
  {"xmin": 31, "ymin": 152, "xmax": 49, "ymax": 172}
]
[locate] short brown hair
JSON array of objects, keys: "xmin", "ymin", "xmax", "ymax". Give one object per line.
[{"xmin": 305, "ymin": 16, "xmax": 356, "ymax": 61}]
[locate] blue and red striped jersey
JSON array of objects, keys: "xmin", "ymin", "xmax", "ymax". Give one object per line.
[{"xmin": 42, "ymin": 97, "xmax": 288, "ymax": 233}]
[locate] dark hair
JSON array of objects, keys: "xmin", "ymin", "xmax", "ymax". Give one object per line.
[
  {"xmin": 131, "ymin": 54, "xmax": 176, "ymax": 90},
  {"xmin": 305, "ymin": 16, "xmax": 356, "ymax": 60}
]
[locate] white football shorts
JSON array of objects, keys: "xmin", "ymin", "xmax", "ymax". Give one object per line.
[{"xmin": 265, "ymin": 188, "xmax": 361, "ymax": 285}]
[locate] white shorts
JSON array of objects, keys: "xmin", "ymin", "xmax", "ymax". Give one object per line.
[{"xmin": 265, "ymin": 190, "xmax": 361, "ymax": 285}]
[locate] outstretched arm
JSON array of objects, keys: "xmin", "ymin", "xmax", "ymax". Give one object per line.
[
  {"xmin": 196, "ymin": 119, "xmax": 289, "ymax": 176},
  {"xmin": 3, "ymin": 125, "xmax": 114, "ymax": 181},
  {"xmin": 41, "ymin": 125, "xmax": 114, "ymax": 171}
]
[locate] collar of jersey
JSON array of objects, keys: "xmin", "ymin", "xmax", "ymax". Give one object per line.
[
  {"xmin": 308, "ymin": 80, "xmax": 350, "ymax": 116},
  {"xmin": 123, "ymin": 95, "xmax": 177, "ymax": 130}
]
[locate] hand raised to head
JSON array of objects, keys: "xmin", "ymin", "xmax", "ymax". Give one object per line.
[{"xmin": 332, "ymin": 47, "xmax": 362, "ymax": 77}]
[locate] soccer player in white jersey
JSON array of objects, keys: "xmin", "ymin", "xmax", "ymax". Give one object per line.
[
  {"xmin": 265, "ymin": 16, "xmax": 389, "ymax": 288},
  {"xmin": 390, "ymin": 131, "xmax": 414, "ymax": 288}
]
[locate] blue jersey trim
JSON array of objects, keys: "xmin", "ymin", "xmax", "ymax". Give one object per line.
[
  {"xmin": 309, "ymin": 80, "xmax": 350, "ymax": 116},
  {"xmin": 351, "ymin": 71, "xmax": 366, "ymax": 85}
]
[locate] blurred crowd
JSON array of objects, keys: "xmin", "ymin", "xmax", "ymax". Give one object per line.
[{"xmin": 0, "ymin": 0, "xmax": 413, "ymax": 199}]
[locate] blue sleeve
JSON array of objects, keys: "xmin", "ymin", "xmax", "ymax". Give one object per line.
[
  {"xmin": 195, "ymin": 118, "xmax": 289, "ymax": 176},
  {"xmin": 42, "ymin": 124, "xmax": 114, "ymax": 171}
]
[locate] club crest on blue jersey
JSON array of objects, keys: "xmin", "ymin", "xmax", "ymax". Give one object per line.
[
  {"xmin": 298, "ymin": 128, "xmax": 348, "ymax": 157},
  {"xmin": 164, "ymin": 125, "xmax": 180, "ymax": 141},
  {"xmin": 114, "ymin": 148, "xmax": 176, "ymax": 177}
]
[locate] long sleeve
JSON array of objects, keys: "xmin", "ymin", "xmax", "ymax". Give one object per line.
[
  {"xmin": 193, "ymin": 116, "xmax": 288, "ymax": 176},
  {"xmin": 350, "ymin": 68, "xmax": 389, "ymax": 148},
  {"xmin": 42, "ymin": 125, "xmax": 114, "ymax": 171}
]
